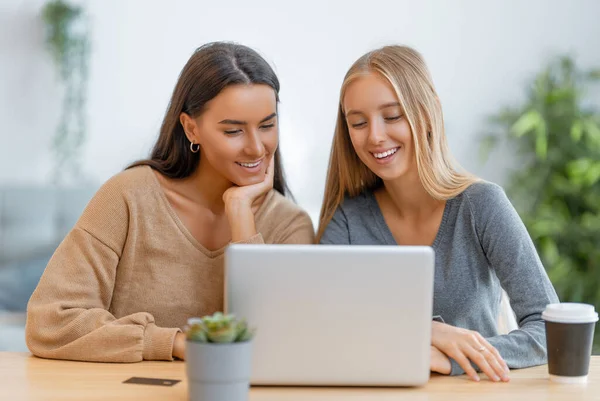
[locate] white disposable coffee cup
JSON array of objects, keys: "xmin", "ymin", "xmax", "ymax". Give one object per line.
[{"xmin": 542, "ymin": 303, "xmax": 598, "ymax": 384}]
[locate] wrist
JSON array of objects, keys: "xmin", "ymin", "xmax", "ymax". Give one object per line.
[
  {"xmin": 172, "ymin": 332, "xmax": 186, "ymax": 360},
  {"xmin": 431, "ymin": 320, "xmax": 446, "ymax": 345},
  {"xmin": 226, "ymin": 202, "xmax": 258, "ymax": 243},
  {"xmin": 430, "ymin": 346, "xmax": 451, "ymax": 375},
  {"xmin": 225, "ymin": 196, "xmax": 252, "ymax": 213}
]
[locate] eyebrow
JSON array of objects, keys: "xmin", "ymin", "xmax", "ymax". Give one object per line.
[
  {"xmin": 218, "ymin": 112, "xmax": 277, "ymax": 125},
  {"xmin": 345, "ymin": 102, "xmax": 401, "ymax": 117}
]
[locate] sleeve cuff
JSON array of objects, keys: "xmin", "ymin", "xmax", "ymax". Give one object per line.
[
  {"xmin": 232, "ymin": 233, "xmax": 264, "ymax": 245},
  {"xmin": 142, "ymin": 323, "xmax": 181, "ymax": 361}
]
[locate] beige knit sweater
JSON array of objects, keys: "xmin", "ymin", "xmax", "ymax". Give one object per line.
[{"xmin": 25, "ymin": 166, "xmax": 314, "ymax": 362}]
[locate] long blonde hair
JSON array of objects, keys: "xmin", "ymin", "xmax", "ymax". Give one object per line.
[{"xmin": 316, "ymin": 45, "xmax": 479, "ymax": 242}]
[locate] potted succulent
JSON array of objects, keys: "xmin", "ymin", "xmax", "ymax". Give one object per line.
[{"xmin": 185, "ymin": 312, "xmax": 255, "ymax": 401}]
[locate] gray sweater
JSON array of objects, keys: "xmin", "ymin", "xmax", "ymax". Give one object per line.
[{"xmin": 320, "ymin": 181, "xmax": 559, "ymax": 375}]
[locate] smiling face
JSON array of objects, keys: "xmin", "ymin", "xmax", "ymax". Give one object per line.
[
  {"xmin": 342, "ymin": 72, "xmax": 416, "ymax": 182},
  {"xmin": 181, "ymin": 83, "xmax": 278, "ymax": 186}
]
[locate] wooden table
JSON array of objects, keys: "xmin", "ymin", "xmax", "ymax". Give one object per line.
[{"xmin": 1, "ymin": 353, "xmax": 599, "ymax": 400}]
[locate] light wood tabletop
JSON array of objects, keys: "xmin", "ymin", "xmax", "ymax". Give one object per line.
[{"xmin": 1, "ymin": 352, "xmax": 599, "ymax": 401}]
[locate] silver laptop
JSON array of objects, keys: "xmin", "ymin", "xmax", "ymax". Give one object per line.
[{"xmin": 224, "ymin": 244, "xmax": 434, "ymax": 387}]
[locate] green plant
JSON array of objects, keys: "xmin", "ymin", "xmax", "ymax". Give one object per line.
[
  {"xmin": 481, "ymin": 55, "xmax": 600, "ymax": 352},
  {"xmin": 186, "ymin": 312, "xmax": 255, "ymax": 343},
  {"xmin": 41, "ymin": 0, "xmax": 90, "ymax": 184}
]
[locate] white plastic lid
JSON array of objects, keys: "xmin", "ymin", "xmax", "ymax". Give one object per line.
[{"xmin": 542, "ymin": 303, "xmax": 599, "ymax": 324}]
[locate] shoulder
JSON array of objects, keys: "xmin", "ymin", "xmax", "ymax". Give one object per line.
[
  {"xmin": 461, "ymin": 180, "xmax": 506, "ymax": 201},
  {"xmin": 324, "ymin": 191, "xmax": 374, "ymax": 229},
  {"xmin": 461, "ymin": 181, "xmax": 511, "ymax": 211},
  {"xmin": 84, "ymin": 165, "xmax": 159, "ymax": 210},
  {"xmin": 459, "ymin": 180, "xmax": 517, "ymax": 228},
  {"xmin": 260, "ymin": 190, "xmax": 312, "ymax": 224},
  {"xmin": 335, "ymin": 191, "xmax": 373, "ymax": 218},
  {"xmin": 97, "ymin": 165, "xmax": 155, "ymax": 199},
  {"xmin": 319, "ymin": 191, "xmax": 374, "ymax": 244},
  {"xmin": 257, "ymin": 190, "xmax": 315, "ymax": 243},
  {"xmin": 77, "ymin": 166, "xmax": 156, "ymax": 236},
  {"xmin": 323, "ymin": 191, "xmax": 375, "ymax": 227}
]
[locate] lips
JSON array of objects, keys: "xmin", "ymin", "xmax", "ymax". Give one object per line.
[
  {"xmin": 236, "ymin": 160, "xmax": 262, "ymax": 168},
  {"xmin": 371, "ymin": 147, "xmax": 400, "ymax": 159},
  {"xmin": 235, "ymin": 158, "xmax": 264, "ymax": 173}
]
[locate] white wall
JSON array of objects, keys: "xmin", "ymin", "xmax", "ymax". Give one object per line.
[{"xmin": 2, "ymin": 0, "xmax": 600, "ymax": 223}]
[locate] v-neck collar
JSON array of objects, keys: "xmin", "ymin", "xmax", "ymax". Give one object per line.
[
  {"xmin": 366, "ymin": 190, "xmax": 452, "ymax": 248},
  {"xmin": 146, "ymin": 165, "xmax": 271, "ymax": 259}
]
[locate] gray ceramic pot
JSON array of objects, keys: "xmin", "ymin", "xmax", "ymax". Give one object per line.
[{"xmin": 185, "ymin": 340, "xmax": 253, "ymax": 401}]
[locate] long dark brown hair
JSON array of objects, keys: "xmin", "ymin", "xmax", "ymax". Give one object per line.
[{"xmin": 129, "ymin": 42, "xmax": 291, "ymax": 196}]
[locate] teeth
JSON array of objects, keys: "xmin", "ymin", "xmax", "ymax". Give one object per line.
[
  {"xmin": 238, "ymin": 161, "xmax": 261, "ymax": 168},
  {"xmin": 373, "ymin": 147, "xmax": 399, "ymax": 159}
]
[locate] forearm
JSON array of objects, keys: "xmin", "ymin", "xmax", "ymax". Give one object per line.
[
  {"xmin": 226, "ymin": 200, "xmax": 258, "ymax": 242},
  {"xmin": 26, "ymin": 305, "xmax": 180, "ymax": 362},
  {"xmin": 486, "ymin": 322, "xmax": 548, "ymax": 369},
  {"xmin": 25, "ymin": 228, "xmax": 182, "ymax": 362},
  {"xmin": 172, "ymin": 331, "xmax": 187, "ymax": 360},
  {"xmin": 448, "ymin": 321, "xmax": 547, "ymax": 376}
]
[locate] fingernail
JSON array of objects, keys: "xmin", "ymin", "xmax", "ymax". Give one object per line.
[
  {"xmin": 473, "ymin": 375, "xmax": 480, "ymax": 382},
  {"xmin": 494, "ymin": 375, "xmax": 500, "ymax": 382}
]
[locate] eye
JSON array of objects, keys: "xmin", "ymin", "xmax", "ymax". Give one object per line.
[
  {"xmin": 259, "ymin": 123, "xmax": 276, "ymax": 130},
  {"xmin": 384, "ymin": 115, "xmax": 402, "ymax": 122},
  {"xmin": 350, "ymin": 121, "xmax": 367, "ymax": 129},
  {"xmin": 224, "ymin": 129, "xmax": 242, "ymax": 135}
]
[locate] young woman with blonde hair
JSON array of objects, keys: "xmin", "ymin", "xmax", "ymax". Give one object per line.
[{"xmin": 318, "ymin": 45, "xmax": 558, "ymax": 382}]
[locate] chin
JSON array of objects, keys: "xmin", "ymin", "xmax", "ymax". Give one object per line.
[
  {"xmin": 230, "ymin": 175, "xmax": 264, "ymax": 187},
  {"xmin": 226, "ymin": 162, "xmax": 268, "ymax": 186},
  {"xmin": 369, "ymin": 166, "xmax": 410, "ymax": 182}
]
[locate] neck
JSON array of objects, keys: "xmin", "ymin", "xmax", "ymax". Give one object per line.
[
  {"xmin": 183, "ymin": 158, "xmax": 233, "ymax": 214},
  {"xmin": 380, "ymin": 168, "xmax": 441, "ymax": 219}
]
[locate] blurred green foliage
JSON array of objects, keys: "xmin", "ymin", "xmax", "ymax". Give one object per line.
[
  {"xmin": 41, "ymin": 0, "xmax": 90, "ymax": 184},
  {"xmin": 481, "ymin": 56, "xmax": 600, "ymax": 352}
]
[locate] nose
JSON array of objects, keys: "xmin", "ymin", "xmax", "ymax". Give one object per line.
[
  {"xmin": 244, "ymin": 129, "xmax": 265, "ymax": 158},
  {"xmin": 367, "ymin": 118, "xmax": 386, "ymax": 145}
]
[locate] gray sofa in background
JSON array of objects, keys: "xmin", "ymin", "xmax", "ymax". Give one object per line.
[{"xmin": 0, "ymin": 185, "xmax": 97, "ymax": 351}]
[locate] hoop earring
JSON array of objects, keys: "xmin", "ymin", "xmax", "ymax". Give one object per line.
[{"xmin": 190, "ymin": 142, "xmax": 200, "ymax": 153}]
